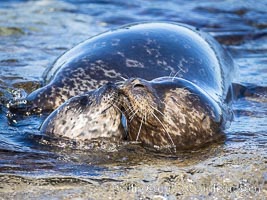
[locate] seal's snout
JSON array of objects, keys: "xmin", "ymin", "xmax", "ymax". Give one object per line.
[
  {"xmin": 118, "ymin": 78, "xmax": 148, "ymax": 97},
  {"xmin": 131, "ymin": 79, "xmax": 150, "ymax": 98},
  {"xmin": 131, "ymin": 79, "xmax": 146, "ymax": 89},
  {"xmin": 119, "ymin": 78, "xmax": 152, "ymax": 98},
  {"xmin": 118, "ymin": 78, "xmax": 160, "ymax": 123},
  {"xmin": 119, "ymin": 78, "xmax": 148, "ymax": 89},
  {"xmin": 133, "ymin": 83, "xmax": 145, "ymax": 89},
  {"xmin": 95, "ymin": 82, "xmax": 120, "ymax": 105}
]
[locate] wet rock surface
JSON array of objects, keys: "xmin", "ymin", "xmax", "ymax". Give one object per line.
[{"xmin": 0, "ymin": 149, "xmax": 266, "ymax": 199}]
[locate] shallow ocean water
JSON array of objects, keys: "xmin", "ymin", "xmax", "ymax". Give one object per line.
[{"xmin": 0, "ymin": 0, "xmax": 267, "ymax": 199}]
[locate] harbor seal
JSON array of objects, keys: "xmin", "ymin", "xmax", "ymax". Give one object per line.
[
  {"xmin": 118, "ymin": 77, "xmax": 227, "ymax": 150},
  {"xmin": 40, "ymin": 82, "xmax": 125, "ymax": 141},
  {"xmin": 9, "ymin": 22, "xmax": 235, "ymax": 150},
  {"xmin": 9, "ymin": 22, "xmax": 234, "ymax": 114}
]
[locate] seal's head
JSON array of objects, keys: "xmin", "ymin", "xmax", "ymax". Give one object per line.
[
  {"xmin": 40, "ymin": 82, "xmax": 124, "ymax": 141},
  {"xmin": 119, "ymin": 77, "xmax": 224, "ymax": 151}
]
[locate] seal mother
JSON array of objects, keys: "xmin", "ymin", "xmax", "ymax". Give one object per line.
[
  {"xmin": 10, "ymin": 22, "xmax": 234, "ymax": 114},
  {"xmin": 14, "ymin": 22, "xmax": 235, "ymax": 150}
]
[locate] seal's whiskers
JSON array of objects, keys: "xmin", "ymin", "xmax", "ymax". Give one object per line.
[
  {"xmin": 129, "ymin": 109, "xmax": 139, "ymax": 122},
  {"xmin": 169, "ymin": 71, "xmax": 174, "ymax": 77},
  {"xmin": 172, "ymin": 69, "xmax": 182, "ymax": 81},
  {"xmin": 120, "ymin": 101, "xmax": 133, "ymax": 114},
  {"xmin": 119, "ymin": 76, "xmax": 128, "ymax": 81},
  {"xmin": 112, "ymin": 103, "xmax": 123, "ymax": 114},
  {"xmin": 115, "ymin": 81, "xmax": 125, "ymax": 86},
  {"xmin": 100, "ymin": 104, "xmax": 113, "ymax": 114},
  {"xmin": 150, "ymin": 110, "xmax": 176, "ymax": 150},
  {"xmin": 149, "ymin": 105, "xmax": 165, "ymax": 118},
  {"xmin": 136, "ymin": 115, "xmax": 144, "ymax": 141},
  {"xmin": 128, "ymin": 106, "xmax": 137, "ymax": 115},
  {"xmin": 124, "ymin": 106, "xmax": 133, "ymax": 114}
]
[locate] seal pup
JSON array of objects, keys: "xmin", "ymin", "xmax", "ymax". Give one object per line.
[{"xmin": 40, "ymin": 82, "xmax": 125, "ymax": 141}]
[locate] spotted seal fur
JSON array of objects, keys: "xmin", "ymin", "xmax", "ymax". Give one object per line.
[
  {"xmin": 10, "ymin": 22, "xmax": 235, "ymax": 149},
  {"xmin": 119, "ymin": 77, "xmax": 226, "ymax": 150},
  {"xmin": 9, "ymin": 22, "xmax": 234, "ymax": 114},
  {"xmin": 40, "ymin": 82, "xmax": 124, "ymax": 140}
]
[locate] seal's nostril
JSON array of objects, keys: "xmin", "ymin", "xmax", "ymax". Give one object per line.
[{"xmin": 133, "ymin": 83, "xmax": 145, "ymax": 88}]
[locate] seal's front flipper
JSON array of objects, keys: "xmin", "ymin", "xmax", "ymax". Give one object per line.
[
  {"xmin": 3, "ymin": 80, "xmax": 44, "ymax": 117},
  {"xmin": 232, "ymin": 82, "xmax": 267, "ymax": 102},
  {"xmin": 6, "ymin": 88, "xmax": 39, "ymax": 116}
]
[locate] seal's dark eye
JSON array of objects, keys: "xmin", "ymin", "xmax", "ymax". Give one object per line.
[{"xmin": 133, "ymin": 83, "xmax": 145, "ymax": 88}]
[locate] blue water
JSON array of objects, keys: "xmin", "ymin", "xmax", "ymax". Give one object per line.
[{"xmin": 0, "ymin": 0, "xmax": 266, "ymax": 184}]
